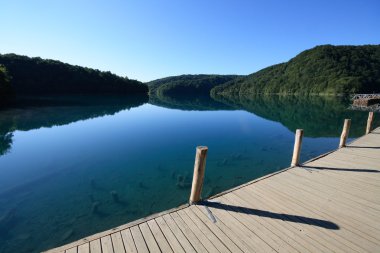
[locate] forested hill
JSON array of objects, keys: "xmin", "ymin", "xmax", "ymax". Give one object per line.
[
  {"xmin": 148, "ymin": 74, "xmax": 240, "ymax": 97},
  {"xmin": 211, "ymin": 45, "xmax": 380, "ymax": 96},
  {"xmin": 0, "ymin": 65, "xmax": 12, "ymax": 106},
  {"xmin": 0, "ymin": 54, "xmax": 148, "ymax": 98}
]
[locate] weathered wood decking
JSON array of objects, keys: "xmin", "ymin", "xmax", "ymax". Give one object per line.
[{"xmin": 46, "ymin": 127, "xmax": 380, "ymax": 253}]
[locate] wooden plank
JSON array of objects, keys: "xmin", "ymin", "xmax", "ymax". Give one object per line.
[
  {"xmin": 306, "ymin": 153, "xmax": 380, "ymax": 172},
  {"xmin": 162, "ymin": 214, "xmax": 196, "ymax": 253},
  {"xmin": 130, "ymin": 226, "xmax": 149, "ymax": 253},
  {"xmin": 304, "ymin": 160, "xmax": 380, "ymax": 190},
  {"xmin": 147, "ymin": 219, "xmax": 173, "ymax": 253},
  {"xmin": 225, "ymin": 190, "xmax": 324, "ymax": 253},
  {"xmin": 192, "ymin": 204, "xmax": 258, "ymax": 253},
  {"xmin": 220, "ymin": 193, "xmax": 315, "ymax": 253},
  {"xmin": 220, "ymin": 193, "xmax": 306, "ymax": 252},
  {"xmin": 298, "ymin": 164, "xmax": 380, "ymax": 188},
  {"xmin": 215, "ymin": 195, "xmax": 297, "ymax": 253},
  {"xmin": 290, "ymin": 167, "xmax": 380, "ymax": 202},
  {"xmin": 101, "ymin": 235, "xmax": 114, "ymax": 253},
  {"xmin": 307, "ymin": 151, "xmax": 380, "ymax": 166},
  {"xmin": 111, "ymin": 232, "xmax": 126, "ymax": 253},
  {"xmin": 263, "ymin": 172, "xmax": 380, "ymax": 240},
  {"xmin": 155, "ymin": 216, "xmax": 186, "ymax": 253},
  {"xmin": 236, "ymin": 186, "xmax": 353, "ymax": 253},
  {"xmin": 89, "ymin": 239, "xmax": 102, "ymax": 253},
  {"xmin": 292, "ymin": 166, "xmax": 380, "ymax": 200},
  {"xmin": 77, "ymin": 243, "xmax": 89, "ymax": 253},
  {"xmin": 339, "ymin": 149, "xmax": 380, "ymax": 160},
  {"xmin": 169, "ymin": 212, "xmax": 209, "ymax": 252},
  {"xmin": 250, "ymin": 180, "xmax": 379, "ymax": 252},
  {"xmin": 139, "ymin": 222, "xmax": 161, "ymax": 252},
  {"xmin": 231, "ymin": 188, "xmax": 339, "ymax": 252},
  {"xmin": 121, "ymin": 229, "xmax": 137, "ymax": 253},
  {"xmin": 288, "ymin": 168, "xmax": 380, "ymax": 207},
  {"xmin": 43, "ymin": 204, "xmax": 189, "ymax": 253},
  {"xmin": 177, "ymin": 208, "xmax": 229, "ymax": 253},
  {"xmin": 196, "ymin": 200, "xmax": 276, "ymax": 252},
  {"xmin": 186, "ymin": 206, "xmax": 244, "ymax": 253},
  {"xmin": 65, "ymin": 247, "xmax": 77, "ymax": 253},
  {"xmin": 279, "ymin": 169, "xmax": 380, "ymax": 224}
]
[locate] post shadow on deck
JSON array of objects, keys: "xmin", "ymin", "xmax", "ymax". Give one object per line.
[
  {"xmin": 188, "ymin": 114, "xmax": 378, "ymax": 229},
  {"xmin": 188, "ymin": 146, "xmax": 339, "ymax": 230},
  {"xmin": 198, "ymin": 200, "xmax": 340, "ymax": 230},
  {"xmin": 301, "ymin": 165, "xmax": 380, "ymax": 173},
  {"xmin": 347, "ymin": 146, "xmax": 380, "ymax": 149}
]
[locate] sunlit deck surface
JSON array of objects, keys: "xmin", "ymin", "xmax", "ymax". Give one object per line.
[{"xmin": 45, "ymin": 127, "xmax": 380, "ymax": 253}]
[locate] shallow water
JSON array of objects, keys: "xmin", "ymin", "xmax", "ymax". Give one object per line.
[{"xmin": 0, "ymin": 95, "xmax": 378, "ymax": 253}]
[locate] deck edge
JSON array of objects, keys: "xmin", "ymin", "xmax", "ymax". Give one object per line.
[{"xmin": 43, "ymin": 126, "xmax": 379, "ymax": 253}]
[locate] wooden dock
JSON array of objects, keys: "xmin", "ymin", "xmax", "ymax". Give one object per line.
[{"xmin": 45, "ymin": 125, "xmax": 380, "ymax": 253}]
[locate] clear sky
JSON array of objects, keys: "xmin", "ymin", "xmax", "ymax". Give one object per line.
[{"xmin": 1, "ymin": 0, "xmax": 379, "ymax": 82}]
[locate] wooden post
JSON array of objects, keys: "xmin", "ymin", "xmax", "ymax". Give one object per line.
[
  {"xmin": 291, "ymin": 129, "xmax": 304, "ymax": 167},
  {"xmin": 189, "ymin": 146, "xmax": 208, "ymax": 204},
  {"xmin": 366, "ymin": 112, "xmax": 374, "ymax": 134},
  {"xmin": 339, "ymin": 119, "xmax": 351, "ymax": 148}
]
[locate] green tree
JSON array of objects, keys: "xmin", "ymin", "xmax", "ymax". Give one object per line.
[
  {"xmin": 211, "ymin": 45, "xmax": 380, "ymax": 96},
  {"xmin": 0, "ymin": 65, "xmax": 13, "ymax": 106}
]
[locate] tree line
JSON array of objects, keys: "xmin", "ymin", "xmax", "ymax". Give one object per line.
[{"xmin": 0, "ymin": 54, "xmax": 148, "ymax": 107}]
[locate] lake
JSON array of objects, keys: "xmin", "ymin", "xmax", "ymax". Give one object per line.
[{"xmin": 0, "ymin": 95, "xmax": 378, "ymax": 253}]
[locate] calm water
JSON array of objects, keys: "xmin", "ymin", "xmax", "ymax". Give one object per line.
[{"xmin": 0, "ymin": 95, "xmax": 378, "ymax": 253}]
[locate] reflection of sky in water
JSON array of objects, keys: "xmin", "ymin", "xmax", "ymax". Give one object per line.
[{"xmin": 0, "ymin": 103, "xmax": 367, "ymax": 253}]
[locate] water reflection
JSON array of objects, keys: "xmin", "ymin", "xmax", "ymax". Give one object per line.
[
  {"xmin": 211, "ymin": 93, "xmax": 372, "ymax": 136},
  {"xmin": 0, "ymin": 95, "xmax": 148, "ymax": 155},
  {"xmin": 0, "ymin": 94, "xmax": 378, "ymax": 253},
  {"xmin": 149, "ymin": 92, "xmax": 232, "ymax": 111}
]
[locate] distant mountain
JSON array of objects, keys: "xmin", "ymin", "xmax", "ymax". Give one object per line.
[
  {"xmin": 147, "ymin": 74, "xmax": 240, "ymax": 97},
  {"xmin": 0, "ymin": 54, "xmax": 148, "ymax": 107},
  {"xmin": 211, "ymin": 45, "xmax": 380, "ymax": 96}
]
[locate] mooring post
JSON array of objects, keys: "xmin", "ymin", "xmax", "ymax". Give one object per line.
[
  {"xmin": 366, "ymin": 112, "xmax": 374, "ymax": 134},
  {"xmin": 339, "ymin": 119, "xmax": 351, "ymax": 148},
  {"xmin": 189, "ymin": 146, "xmax": 208, "ymax": 204},
  {"xmin": 291, "ymin": 129, "xmax": 304, "ymax": 167}
]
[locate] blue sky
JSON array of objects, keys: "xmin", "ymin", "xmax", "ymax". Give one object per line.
[{"xmin": 1, "ymin": 0, "xmax": 379, "ymax": 82}]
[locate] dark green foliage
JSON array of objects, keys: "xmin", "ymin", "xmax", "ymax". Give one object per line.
[
  {"xmin": 148, "ymin": 74, "xmax": 240, "ymax": 110},
  {"xmin": 0, "ymin": 54, "xmax": 148, "ymax": 96},
  {"xmin": 211, "ymin": 92, "xmax": 380, "ymax": 137},
  {"xmin": 149, "ymin": 93, "xmax": 233, "ymax": 111},
  {"xmin": 0, "ymin": 65, "xmax": 13, "ymax": 106},
  {"xmin": 148, "ymin": 74, "xmax": 240, "ymax": 97},
  {"xmin": 212, "ymin": 45, "xmax": 380, "ymax": 96}
]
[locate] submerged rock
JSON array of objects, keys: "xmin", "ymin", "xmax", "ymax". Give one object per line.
[
  {"xmin": 15, "ymin": 233, "xmax": 31, "ymax": 241},
  {"xmin": 91, "ymin": 201, "xmax": 100, "ymax": 214},
  {"xmin": 0, "ymin": 209, "xmax": 17, "ymax": 233},
  {"xmin": 231, "ymin": 153, "xmax": 243, "ymax": 160},
  {"xmin": 61, "ymin": 229, "xmax": 74, "ymax": 241},
  {"xmin": 176, "ymin": 174, "xmax": 191, "ymax": 189},
  {"xmin": 217, "ymin": 158, "xmax": 229, "ymax": 167},
  {"xmin": 156, "ymin": 164, "xmax": 164, "ymax": 172},
  {"xmin": 110, "ymin": 190, "xmax": 119, "ymax": 203},
  {"xmin": 138, "ymin": 181, "xmax": 148, "ymax": 189},
  {"xmin": 88, "ymin": 194, "xmax": 95, "ymax": 202}
]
